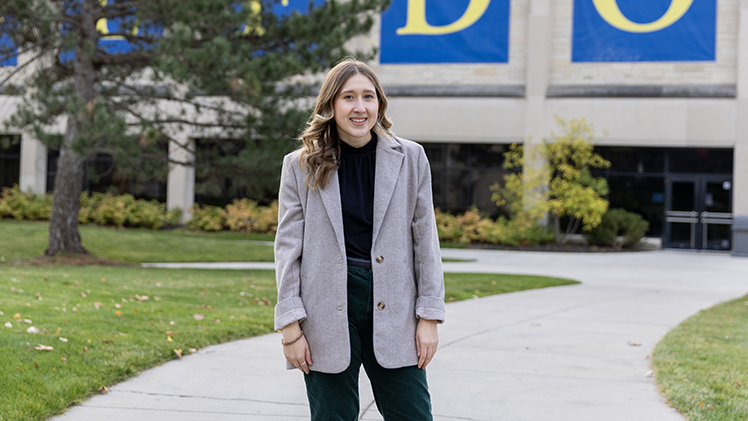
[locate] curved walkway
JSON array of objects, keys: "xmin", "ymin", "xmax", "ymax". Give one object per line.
[{"xmin": 54, "ymin": 250, "xmax": 748, "ymax": 421}]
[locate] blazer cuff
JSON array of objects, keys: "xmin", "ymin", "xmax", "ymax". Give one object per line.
[
  {"xmin": 274, "ymin": 297, "xmax": 307, "ymax": 331},
  {"xmin": 415, "ymin": 296, "xmax": 446, "ymax": 324}
]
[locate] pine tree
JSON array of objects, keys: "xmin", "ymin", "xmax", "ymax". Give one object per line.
[{"xmin": 0, "ymin": 0, "xmax": 387, "ymax": 255}]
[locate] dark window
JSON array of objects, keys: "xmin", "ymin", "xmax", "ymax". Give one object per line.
[
  {"xmin": 421, "ymin": 142, "xmax": 510, "ymax": 217},
  {"xmin": 0, "ymin": 135, "xmax": 21, "ymax": 189},
  {"xmin": 669, "ymin": 148, "xmax": 733, "ymax": 174},
  {"xmin": 46, "ymin": 149, "xmax": 167, "ymax": 201}
]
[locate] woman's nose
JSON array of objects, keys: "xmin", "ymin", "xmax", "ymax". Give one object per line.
[{"xmin": 353, "ymin": 99, "xmax": 366, "ymax": 112}]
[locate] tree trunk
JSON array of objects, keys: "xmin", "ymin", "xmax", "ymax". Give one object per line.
[
  {"xmin": 46, "ymin": 0, "xmax": 99, "ymax": 256},
  {"xmin": 46, "ymin": 131, "xmax": 88, "ymax": 256}
]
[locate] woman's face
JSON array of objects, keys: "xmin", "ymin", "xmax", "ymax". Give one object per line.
[{"xmin": 333, "ymin": 73, "xmax": 378, "ymax": 148}]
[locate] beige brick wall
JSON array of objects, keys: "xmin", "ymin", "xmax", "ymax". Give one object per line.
[
  {"xmin": 346, "ymin": 0, "xmax": 528, "ymax": 87},
  {"xmin": 549, "ymin": 0, "xmax": 738, "ymax": 85}
]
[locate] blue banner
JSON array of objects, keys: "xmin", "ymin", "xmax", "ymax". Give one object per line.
[
  {"xmin": 0, "ymin": 33, "xmax": 16, "ymax": 67},
  {"xmin": 272, "ymin": 0, "xmax": 324, "ymax": 17},
  {"xmin": 572, "ymin": 0, "xmax": 716, "ymax": 62},
  {"xmin": 380, "ymin": 0, "xmax": 510, "ymax": 64}
]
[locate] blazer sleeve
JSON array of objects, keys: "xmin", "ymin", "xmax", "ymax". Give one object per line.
[
  {"xmin": 411, "ymin": 145, "xmax": 447, "ymax": 323},
  {"xmin": 273, "ymin": 154, "xmax": 308, "ymax": 331}
]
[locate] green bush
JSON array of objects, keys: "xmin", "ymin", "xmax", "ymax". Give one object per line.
[
  {"xmin": 434, "ymin": 208, "xmax": 554, "ymax": 246},
  {"xmin": 224, "ymin": 199, "xmax": 278, "ymax": 234},
  {"xmin": 0, "ymin": 186, "xmax": 53, "ymax": 220},
  {"xmin": 584, "ymin": 208, "xmax": 649, "ymax": 249},
  {"xmin": 1, "ymin": 185, "xmax": 179, "ymax": 230},
  {"xmin": 186, "ymin": 204, "xmax": 226, "ymax": 232}
]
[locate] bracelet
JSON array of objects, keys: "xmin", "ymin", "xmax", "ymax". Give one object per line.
[{"xmin": 281, "ymin": 330, "xmax": 304, "ymax": 346}]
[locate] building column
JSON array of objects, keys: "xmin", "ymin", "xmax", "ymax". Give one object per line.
[
  {"xmin": 167, "ymin": 136, "xmax": 195, "ymax": 224},
  {"xmin": 18, "ymin": 132, "xmax": 47, "ymax": 194},
  {"xmin": 732, "ymin": 0, "xmax": 748, "ymax": 256},
  {"xmin": 522, "ymin": 0, "xmax": 552, "ymax": 222}
]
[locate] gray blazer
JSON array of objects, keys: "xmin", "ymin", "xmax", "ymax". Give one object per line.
[{"xmin": 274, "ymin": 135, "xmax": 446, "ymax": 373}]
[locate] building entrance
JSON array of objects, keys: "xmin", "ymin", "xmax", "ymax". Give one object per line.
[{"xmin": 665, "ymin": 176, "xmax": 733, "ymax": 250}]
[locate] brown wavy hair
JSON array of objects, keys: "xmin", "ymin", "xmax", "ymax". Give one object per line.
[{"xmin": 299, "ymin": 59, "xmax": 394, "ymax": 190}]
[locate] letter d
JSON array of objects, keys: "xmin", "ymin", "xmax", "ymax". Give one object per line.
[{"xmin": 396, "ymin": 0, "xmax": 491, "ymax": 36}]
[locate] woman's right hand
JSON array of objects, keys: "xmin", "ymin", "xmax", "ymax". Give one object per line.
[{"xmin": 282, "ymin": 322, "xmax": 312, "ymax": 374}]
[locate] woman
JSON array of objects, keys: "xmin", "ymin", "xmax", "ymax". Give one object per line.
[{"xmin": 274, "ymin": 58, "xmax": 445, "ymax": 421}]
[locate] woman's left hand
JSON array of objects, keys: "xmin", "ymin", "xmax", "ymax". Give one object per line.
[{"xmin": 415, "ymin": 319, "xmax": 439, "ymax": 369}]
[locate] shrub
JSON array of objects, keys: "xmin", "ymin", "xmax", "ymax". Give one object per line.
[
  {"xmin": 584, "ymin": 208, "xmax": 650, "ymax": 249},
  {"xmin": 224, "ymin": 199, "xmax": 279, "ymax": 234},
  {"xmin": 0, "ymin": 185, "xmax": 53, "ymax": 220},
  {"xmin": 435, "ymin": 208, "xmax": 554, "ymax": 246},
  {"xmin": 186, "ymin": 205, "xmax": 226, "ymax": 232}
]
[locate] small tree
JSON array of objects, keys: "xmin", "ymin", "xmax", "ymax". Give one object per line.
[{"xmin": 492, "ymin": 117, "xmax": 611, "ymax": 245}]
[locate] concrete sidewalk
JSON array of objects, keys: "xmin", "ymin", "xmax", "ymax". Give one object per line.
[{"xmin": 53, "ymin": 250, "xmax": 748, "ymax": 421}]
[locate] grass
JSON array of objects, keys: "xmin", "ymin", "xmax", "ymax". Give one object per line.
[
  {"xmin": 653, "ymin": 295, "xmax": 748, "ymax": 420},
  {"xmin": 0, "ymin": 219, "xmax": 578, "ymax": 420},
  {"xmin": 444, "ymin": 272, "xmax": 577, "ymax": 302},
  {"xmin": 0, "ymin": 266, "xmax": 277, "ymax": 421},
  {"xmin": 0, "ymin": 220, "xmax": 274, "ymax": 264}
]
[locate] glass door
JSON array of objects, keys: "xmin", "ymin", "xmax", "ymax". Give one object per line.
[
  {"xmin": 664, "ymin": 177, "xmax": 732, "ymax": 250},
  {"xmin": 666, "ymin": 180, "xmax": 698, "ymax": 249}
]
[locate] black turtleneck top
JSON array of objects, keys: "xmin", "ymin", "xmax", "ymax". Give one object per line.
[{"xmin": 338, "ymin": 133, "xmax": 377, "ymax": 261}]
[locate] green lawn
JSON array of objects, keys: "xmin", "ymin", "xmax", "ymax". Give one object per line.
[
  {"xmin": 0, "ymin": 220, "xmax": 274, "ymax": 264},
  {"xmin": 0, "ymin": 219, "xmax": 578, "ymax": 420},
  {"xmin": 653, "ymin": 295, "xmax": 748, "ymax": 420}
]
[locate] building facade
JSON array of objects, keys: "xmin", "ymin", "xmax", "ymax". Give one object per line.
[{"xmin": 2, "ymin": 0, "xmax": 748, "ymax": 253}]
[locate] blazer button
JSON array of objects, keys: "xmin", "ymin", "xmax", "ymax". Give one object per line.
[
  {"xmin": 377, "ymin": 302, "xmax": 385, "ymax": 310},
  {"xmin": 375, "ymin": 255, "xmax": 384, "ymax": 263}
]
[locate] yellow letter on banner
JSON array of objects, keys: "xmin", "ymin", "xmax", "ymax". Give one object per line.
[
  {"xmin": 97, "ymin": 0, "xmax": 138, "ymax": 40},
  {"xmin": 591, "ymin": 0, "xmax": 694, "ymax": 33},
  {"xmin": 396, "ymin": 0, "xmax": 491, "ymax": 35}
]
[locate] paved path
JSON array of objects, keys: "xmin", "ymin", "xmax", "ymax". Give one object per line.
[{"xmin": 54, "ymin": 250, "xmax": 748, "ymax": 421}]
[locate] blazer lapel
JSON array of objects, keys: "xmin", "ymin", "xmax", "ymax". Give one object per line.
[
  {"xmin": 319, "ymin": 170, "xmax": 347, "ymax": 260},
  {"xmin": 373, "ymin": 137, "xmax": 404, "ymax": 245}
]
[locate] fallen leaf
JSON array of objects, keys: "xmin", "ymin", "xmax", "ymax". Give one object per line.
[
  {"xmin": 699, "ymin": 402, "xmax": 705, "ymax": 407},
  {"xmin": 94, "ymin": 302, "xmax": 103, "ymax": 309},
  {"xmin": 173, "ymin": 349, "xmax": 183, "ymax": 359},
  {"xmin": 102, "ymin": 339, "xmax": 113, "ymax": 344},
  {"xmin": 214, "ymin": 319, "xmax": 221, "ymax": 323},
  {"xmin": 706, "ymin": 404, "xmax": 715, "ymax": 411},
  {"xmin": 99, "ymin": 386, "xmax": 109, "ymax": 394},
  {"xmin": 4, "ymin": 321, "xmax": 11, "ymax": 328},
  {"xmin": 27, "ymin": 326, "xmax": 41, "ymax": 334},
  {"xmin": 167, "ymin": 336, "xmax": 173, "ymax": 342},
  {"xmin": 154, "ymin": 296, "xmax": 162, "ymax": 301},
  {"xmin": 115, "ymin": 311, "xmax": 122, "ymax": 316},
  {"xmin": 79, "ymin": 292, "xmax": 87, "ymax": 298},
  {"xmin": 189, "ymin": 348, "xmax": 197, "ymax": 354},
  {"xmin": 20, "ymin": 319, "xmax": 32, "ymax": 324},
  {"xmin": 82, "ymin": 346, "xmax": 89, "ymax": 353},
  {"xmin": 134, "ymin": 295, "xmax": 149, "ymax": 302},
  {"xmin": 12, "ymin": 313, "xmax": 20, "ymax": 319},
  {"xmin": 627, "ymin": 341, "xmax": 642, "ymax": 347},
  {"xmin": 165, "ymin": 331, "xmax": 175, "ymax": 336},
  {"xmin": 59, "ymin": 337, "xmax": 68, "ymax": 342},
  {"xmin": 34, "ymin": 362, "xmax": 39, "ymax": 368},
  {"xmin": 169, "ymin": 321, "xmax": 175, "ymax": 325},
  {"xmin": 193, "ymin": 314, "xmax": 204, "ymax": 321},
  {"xmin": 645, "ymin": 371, "xmax": 654, "ymax": 377},
  {"xmin": 35, "ymin": 344, "xmax": 54, "ymax": 351},
  {"xmin": 115, "ymin": 304, "xmax": 122, "ymax": 309}
]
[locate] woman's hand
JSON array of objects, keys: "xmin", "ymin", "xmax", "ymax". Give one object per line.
[
  {"xmin": 282, "ymin": 322, "xmax": 312, "ymax": 374},
  {"xmin": 415, "ymin": 318, "xmax": 439, "ymax": 369}
]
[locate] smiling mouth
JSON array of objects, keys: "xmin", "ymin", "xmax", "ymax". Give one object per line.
[{"xmin": 350, "ymin": 118, "xmax": 367, "ymax": 124}]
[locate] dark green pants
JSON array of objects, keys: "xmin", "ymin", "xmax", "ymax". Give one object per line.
[{"xmin": 304, "ymin": 266, "xmax": 433, "ymax": 421}]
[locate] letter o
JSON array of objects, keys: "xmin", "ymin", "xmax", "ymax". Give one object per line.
[{"xmin": 591, "ymin": 0, "xmax": 694, "ymax": 33}]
